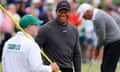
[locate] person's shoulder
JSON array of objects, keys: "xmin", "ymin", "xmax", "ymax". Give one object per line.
[
  {"xmin": 68, "ymin": 22, "xmax": 78, "ymax": 30},
  {"xmin": 4, "ymin": 37, "xmax": 14, "ymax": 45},
  {"xmin": 39, "ymin": 20, "xmax": 55, "ymax": 31},
  {"xmin": 97, "ymin": 9, "xmax": 104, "ymax": 13},
  {"xmin": 94, "ymin": 9, "xmax": 107, "ymax": 21},
  {"xmin": 6, "ymin": 33, "xmax": 32, "ymax": 45},
  {"xmin": 98, "ymin": 9, "xmax": 109, "ymax": 16},
  {"xmin": 68, "ymin": 22, "xmax": 78, "ymax": 33}
]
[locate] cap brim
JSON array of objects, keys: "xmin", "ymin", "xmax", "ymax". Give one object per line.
[
  {"xmin": 35, "ymin": 20, "xmax": 44, "ymax": 25},
  {"xmin": 57, "ymin": 7, "xmax": 70, "ymax": 10}
]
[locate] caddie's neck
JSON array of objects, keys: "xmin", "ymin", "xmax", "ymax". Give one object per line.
[
  {"xmin": 24, "ymin": 28, "xmax": 33, "ymax": 37},
  {"xmin": 24, "ymin": 25, "xmax": 39, "ymax": 37}
]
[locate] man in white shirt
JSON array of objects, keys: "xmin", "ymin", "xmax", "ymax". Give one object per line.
[{"xmin": 2, "ymin": 15, "xmax": 59, "ymax": 72}]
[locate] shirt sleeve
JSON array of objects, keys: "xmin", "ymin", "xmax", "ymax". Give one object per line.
[
  {"xmin": 28, "ymin": 42, "xmax": 52, "ymax": 72},
  {"xmin": 73, "ymin": 31, "xmax": 81, "ymax": 72},
  {"xmin": 94, "ymin": 18, "xmax": 106, "ymax": 49}
]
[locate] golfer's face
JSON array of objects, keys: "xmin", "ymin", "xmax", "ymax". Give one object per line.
[
  {"xmin": 83, "ymin": 10, "xmax": 93, "ymax": 20},
  {"xmin": 56, "ymin": 9, "xmax": 70, "ymax": 25}
]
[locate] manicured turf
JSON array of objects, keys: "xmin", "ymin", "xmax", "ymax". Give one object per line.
[
  {"xmin": 82, "ymin": 63, "xmax": 120, "ymax": 72},
  {"xmin": 0, "ymin": 63, "xmax": 119, "ymax": 72},
  {"xmin": 0, "ymin": 63, "xmax": 2, "ymax": 72}
]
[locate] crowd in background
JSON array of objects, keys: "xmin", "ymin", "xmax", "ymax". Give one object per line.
[{"xmin": 0, "ymin": 0, "xmax": 120, "ymax": 64}]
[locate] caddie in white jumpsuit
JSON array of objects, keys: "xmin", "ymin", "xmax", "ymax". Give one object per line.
[{"xmin": 2, "ymin": 15, "xmax": 59, "ymax": 72}]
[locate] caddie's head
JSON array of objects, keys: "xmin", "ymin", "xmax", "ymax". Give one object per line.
[{"xmin": 19, "ymin": 15, "xmax": 43, "ymax": 37}]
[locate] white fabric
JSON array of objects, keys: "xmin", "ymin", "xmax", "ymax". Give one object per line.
[
  {"xmin": 85, "ymin": 20, "xmax": 94, "ymax": 32},
  {"xmin": 46, "ymin": 0, "xmax": 54, "ymax": 4},
  {"xmin": 85, "ymin": 20, "xmax": 94, "ymax": 38},
  {"xmin": 32, "ymin": 0, "xmax": 41, "ymax": 4},
  {"xmin": 93, "ymin": 0, "xmax": 101, "ymax": 5},
  {"xmin": 92, "ymin": 8, "xmax": 99, "ymax": 20},
  {"xmin": 77, "ymin": 3, "xmax": 93, "ymax": 18},
  {"xmin": 2, "ymin": 32, "xmax": 52, "ymax": 72},
  {"xmin": 52, "ymin": 8, "xmax": 56, "ymax": 19},
  {"xmin": 85, "ymin": 20, "xmax": 98, "ymax": 45}
]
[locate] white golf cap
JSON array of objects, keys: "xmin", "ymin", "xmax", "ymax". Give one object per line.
[{"xmin": 77, "ymin": 3, "xmax": 93, "ymax": 18}]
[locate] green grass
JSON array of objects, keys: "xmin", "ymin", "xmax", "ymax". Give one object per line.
[
  {"xmin": 0, "ymin": 63, "xmax": 119, "ymax": 72},
  {"xmin": 82, "ymin": 63, "xmax": 120, "ymax": 72},
  {"xmin": 0, "ymin": 63, "xmax": 2, "ymax": 72}
]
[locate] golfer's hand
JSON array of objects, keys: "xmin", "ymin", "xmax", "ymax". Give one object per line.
[
  {"xmin": 50, "ymin": 62, "xmax": 59, "ymax": 72},
  {"xmin": 93, "ymin": 48, "xmax": 99, "ymax": 59}
]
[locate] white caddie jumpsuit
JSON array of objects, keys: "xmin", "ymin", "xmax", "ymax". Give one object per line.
[{"xmin": 2, "ymin": 31, "xmax": 52, "ymax": 72}]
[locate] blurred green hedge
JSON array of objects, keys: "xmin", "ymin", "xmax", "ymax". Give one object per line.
[{"xmin": 79, "ymin": 0, "xmax": 120, "ymax": 9}]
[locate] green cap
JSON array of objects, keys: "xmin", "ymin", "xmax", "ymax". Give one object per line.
[{"xmin": 19, "ymin": 15, "xmax": 43, "ymax": 28}]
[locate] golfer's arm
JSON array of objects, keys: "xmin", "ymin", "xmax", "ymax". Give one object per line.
[
  {"xmin": 73, "ymin": 33, "xmax": 81, "ymax": 72},
  {"xmin": 94, "ymin": 20, "xmax": 106, "ymax": 49}
]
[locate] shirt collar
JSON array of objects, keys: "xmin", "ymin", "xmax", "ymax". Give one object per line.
[
  {"xmin": 92, "ymin": 8, "xmax": 99, "ymax": 20},
  {"xmin": 16, "ymin": 31, "xmax": 35, "ymax": 41}
]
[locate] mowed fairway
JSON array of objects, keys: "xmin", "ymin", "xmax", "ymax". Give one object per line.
[
  {"xmin": 0, "ymin": 63, "xmax": 120, "ymax": 72},
  {"xmin": 0, "ymin": 63, "xmax": 2, "ymax": 72},
  {"xmin": 82, "ymin": 63, "xmax": 120, "ymax": 72}
]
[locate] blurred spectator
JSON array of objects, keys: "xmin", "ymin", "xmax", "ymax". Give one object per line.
[
  {"xmin": 38, "ymin": 0, "xmax": 46, "ymax": 19},
  {"xmin": 78, "ymin": 20, "xmax": 86, "ymax": 46},
  {"xmin": 32, "ymin": 0, "xmax": 46, "ymax": 19},
  {"xmin": 68, "ymin": 1, "xmax": 82, "ymax": 26},
  {"xmin": 32, "ymin": 0, "xmax": 41, "ymax": 8},
  {"xmin": 8, "ymin": 3, "xmax": 20, "ymax": 23},
  {"xmin": 105, "ymin": 0, "xmax": 112, "ymax": 7},
  {"xmin": 116, "ymin": 2, "xmax": 120, "ymax": 15},
  {"xmin": 77, "ymin": 20, "xmax": 86, "ymax": 62},
  {"xmin": 16, "ymin": 1, "xmax": 26, "ymax": 17},
  {"xmin": 0, "ymin": 10, "xmax": 3, "ymax": 28},
  {"xmin": 41, "ymin": 5, "xmax": 53, "ymax": 25},
  {"xmin": 84, "ymin": 20, "xmax": 98, "ymax": 63},
  {"xmin": 106, "ymin": 5, "xmax": 120, "ymax": 28},
  {"xmin": 52, "ymin": 8, "xmax": 56, "ymax": 19},
  {"xmin": 92, "ymin": 0, "xmax": 101, "ymax": 8},
  {"xmin": 68, "ymin": 14, "xmax": 81, "ymax": 26},
  {"xmin": 25, "ymin": 7, "xmax": 38, "ymax": 17},
  {"xmin": 45, "ymin": 0, "xmax": 55, "ymax": 7},
  {"xmin": 117, "ymin": 7, "xmax": 120, "ymax": 15},
  {"xmin": 1, "ymin": 3, "xmax": 20, "ymax": 34},
  {"xmin": 1, "ymin": 11, "xmax": 14, "ymax": 33}
]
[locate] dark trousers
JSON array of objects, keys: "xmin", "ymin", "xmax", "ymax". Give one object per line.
[
  {"xmin": 101, "ymin": 40, "xmax": 120, "ymax": 72},
  {"xmin": 60, "ymin": 68, "xmax": 73, "ymax": 72}
]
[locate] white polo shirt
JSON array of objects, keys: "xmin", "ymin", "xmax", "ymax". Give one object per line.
[{"xmin": 2, "ymin": 32, "xmax": 52, "ymax": 72}]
